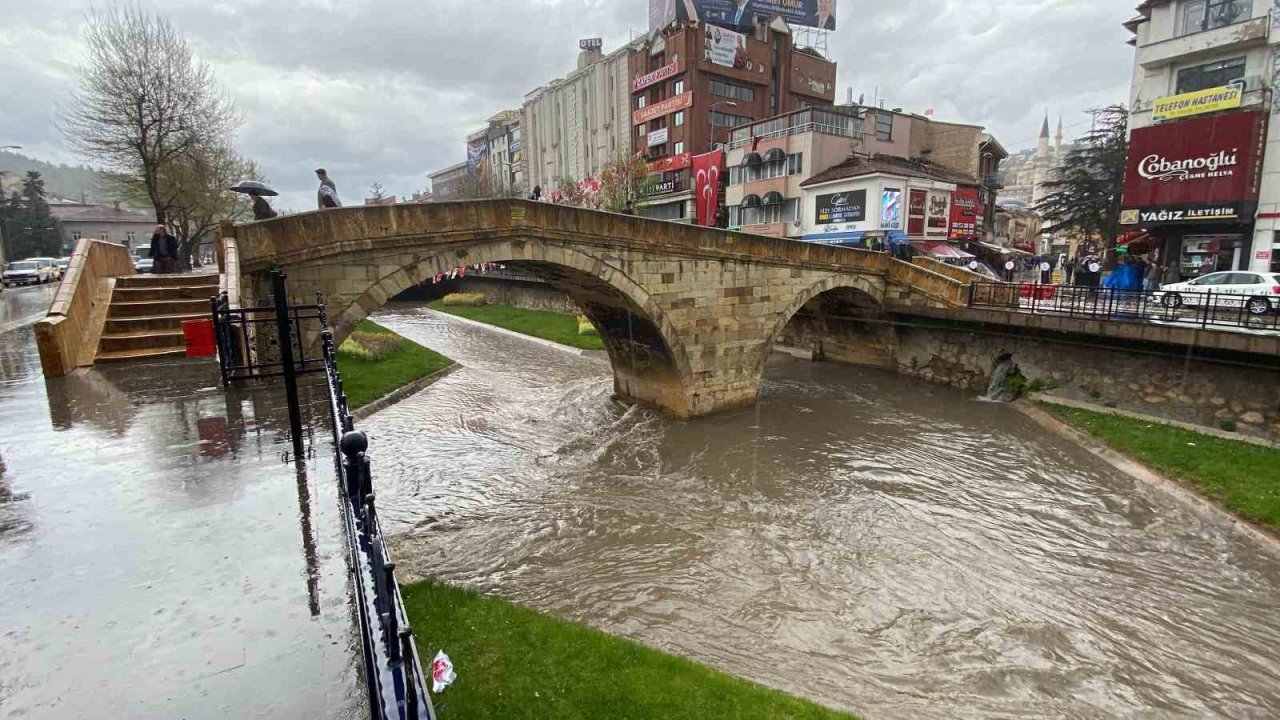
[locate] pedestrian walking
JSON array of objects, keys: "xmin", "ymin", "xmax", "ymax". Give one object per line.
[
  {"xmin": 1143, "ymin": 259, "xmax": 1160, "ymax": 292},
  {"xmin": 1162, "ymin": 261, "xmax": 1180, "ymax": 286},
  {"xmin": 621, "ymin": 200, "xmax": 636, "ymax": 215},
  {"xmin": 1064, "ymin": 256, "xmax": 1076, "ymax": 285},
  {"xmin": 148, "ymin": 224, "xmax": 179, "ymax": 274},
  {"xmin": 714, "ymin": 204, "xmax": 729, "ymax": 229},
  {"xmin": 529, "ymin": 185, "xmax": 543, "ymax": 201},
  {"xmin": 316, "ymin": 168, "xmax": 341, "ymax": 209}
]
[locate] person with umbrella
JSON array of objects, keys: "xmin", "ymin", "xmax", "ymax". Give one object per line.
[{"xmin": 230, "ymin": 180, "xmax": 279, "ymax": 220}]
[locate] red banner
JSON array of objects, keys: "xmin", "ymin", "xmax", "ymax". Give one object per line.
[
  {"xmin": 646, "ymin": 152, "xmax": 691, "ymax": 174},
  {"xmin": 633, "ymin": 60, "xmax": 679, "ymax": 93},
  {"xmin": 1121, "ymin": 109, "xmax": 1266, "ymax": 225},
  {"xmin": 907, "ymin": 189, "xmax": 927, "ymax": 236},
  {"xmin": 633, "ymin": 92, "xmax": 693, "ymax": 125},
  {"xmin": 692, "ymin": 149, "xmax": 724, "ymax": 226},
  {"xmin": 948, "ymin": 186, "xmax": 981, "ymax": 240}
]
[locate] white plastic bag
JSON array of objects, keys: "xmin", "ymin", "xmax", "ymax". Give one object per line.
[{"xmin": 431, "ymin": 650, "xmax": 456, "ymax": 693}]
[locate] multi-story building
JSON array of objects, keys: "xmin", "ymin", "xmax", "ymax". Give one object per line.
[
  {"xmin": 428, "ymin": 162, "xmax": 470, "ymax": 201},
  {"xmin": 723, "ymin": 105, "xmax": 1005, "ymax": 246},
  {"xmin": 48, "ymin": 200, "xmax": 156, "ymax": 254},
  {"xmin": 1123, "ymin": 0, "xmax": 1278, "ymax": 276},
  {"xmin": 461, "ymin": 110, "xmax": 524, "ymax": 196},
  {"xmin": 522, "ymin": 38, "xmax": 641, "ymax": 194},
  {"xmin": 630, "ymin": 18, "xmax": 837, "ymax": 221}
]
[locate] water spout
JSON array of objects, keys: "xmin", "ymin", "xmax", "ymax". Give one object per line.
[{"xmin": 980, "ymin": 356, "xmax": 1015, "ymax": 402}]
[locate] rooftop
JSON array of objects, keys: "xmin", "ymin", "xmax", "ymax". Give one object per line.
[
  {"xmin": 48, "ymin": 202, "xmax": 154, "ymax": 224},
  {"xmin": 801, "ymin": 154, "xmax": 977, "ymax": 188}
]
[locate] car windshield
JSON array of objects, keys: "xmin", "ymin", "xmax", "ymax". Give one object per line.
[
  {"xmin": 56, "ymin": 259, "xmax": 69, "ymax": 267},
  {"xmin": 8, "ymin": 262, "xmax": 37, "ymax": 271}
]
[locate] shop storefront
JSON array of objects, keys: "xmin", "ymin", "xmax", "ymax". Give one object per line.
[{"xmin": 1120, "ymin": 109, "xmax": 1267, "ymax": 281}]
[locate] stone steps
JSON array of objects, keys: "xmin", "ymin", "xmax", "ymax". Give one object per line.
[
  {"xmin": 94, "ymin": 273, "xmax": 220, "ymax": 364},
  {"xmin": 115, "ymin": 273, "xmax": 219, "ymax": 289},
  {"xmin": 95, "ymin": 346, "xmax": 189, "ymax": 363},
  {"xmin": 98, "ymin": 329, "xmax": 188, "ymax": 353},
  {"xmin": 108, "ymin": 298, "xmax": 209, "ymax": 318},
  {"xmin": 112, "ymin": 284, "xmax": 222, "ymax": 302},
  {"xmin": 104, "ymin": 312, "xmax": 207, "ymax": 334}
]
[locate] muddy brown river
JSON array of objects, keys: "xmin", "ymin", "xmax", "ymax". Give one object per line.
[{"xmin": 364, "ymin": 303, "xmax": 1280, "ymax": 720}]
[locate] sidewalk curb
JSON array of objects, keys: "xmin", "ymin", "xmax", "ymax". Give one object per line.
[
  {"xmin": 427, "ymin": 308, "xmax": 606, "ymax": 358},
  {"xmin": 352, "ymin": 362, "xmax": 460, "ymax": 420},
  {"xmin": 1015, "ymin": 401, "xmax": 1280, "ymax": 550}
]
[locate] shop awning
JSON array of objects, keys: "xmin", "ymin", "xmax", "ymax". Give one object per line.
[
  {"xmin": 742, "ymin": 152, "xmax": 763, "ymax": 166},
  {"xmin": 913, "ymin": 242, "xmax": 975, "ymax": 259},
  {"xmin": 762, "ymin": 148, "xmax": 787, "ymax": 163},
  {"xmin": 1117, "ymin": 232, "xmax": 1153, "ymax": 253},
  {"xmin": 741, "ymin": 194, "xmax": 762, "ymax": 208},
  {"xmin": 803, "ymin": 230, "xmax": 865, "ymax": 245},
  {"xmin": 762, "ymin": 191, "xmax": 785, "ymax": 205}
]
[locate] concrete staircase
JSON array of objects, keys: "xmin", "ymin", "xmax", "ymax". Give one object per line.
[{"xmin": 95, "ymin": 273, "xmax": 220, "ymax": 363}]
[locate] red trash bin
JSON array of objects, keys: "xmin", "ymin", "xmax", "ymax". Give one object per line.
[{"xmin": 182, "ymin": 318, "xmax": 216, "ymax": 357}]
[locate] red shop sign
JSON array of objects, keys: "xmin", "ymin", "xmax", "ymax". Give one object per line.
[
  {"xmin": 949, "ymin": 186, "xmax": 981, "ymax": 239},
  {"xmin": 907, "ymin": 189, "xmax": 927, "ymax": 236},
  {"xmin": 646, "ymin": 152, "xmax": 691, "ymax": 174},
  {"xmin": 1123, "ymin": 110, "xmax": 1266, "ymax": 210},
  {"xmin": 633, "ymin": 60, "xmax": 679, "ymax": 93}
]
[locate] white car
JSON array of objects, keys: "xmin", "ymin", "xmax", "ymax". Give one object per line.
[
  {"xmin": 1155, "ymin": 271, "xmax": 1280, "ymax": 316},
  {"xmin": 30, "ymin": 257, "xmax": 61, "ymax": 282},
  {"xmin": 3, "ymin": 260, "xmax": 53, "ymax": 286}
]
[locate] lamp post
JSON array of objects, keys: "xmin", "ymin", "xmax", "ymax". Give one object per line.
[{"xmin": 708, "ymin": 101, "xmax": 739, "ymax": 151}]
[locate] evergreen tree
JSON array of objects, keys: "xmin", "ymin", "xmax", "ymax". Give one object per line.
[
  {"xmin": 8, "ymin": 172, "xmax": 60, "ymax": 258},
  {"xmin": 1036, "ymin": 106, "xmax": 1128, "ymax": 266}
]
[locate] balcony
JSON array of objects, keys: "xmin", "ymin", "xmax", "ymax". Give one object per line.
[
  {"xmin": 728, "ymin": 109, "xmax": 865, "ymax": 149},
  {"xmin": 1137, "ymin": 16, "xmax": 1269, "ymax": 68}
]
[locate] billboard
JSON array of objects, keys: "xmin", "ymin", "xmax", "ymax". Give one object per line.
[
  {"xmin": 1121, "ymin": 110, "xmax": 1266, "ymax": 225},
  {"xmin": 948, "ymin": 186, "xmax": 981, "ymax": 240},
  {"xmin": 1152, "ymin": 84, "xmax": 1242, "ymax": 123},
  {"xmin": 926, "ymin": 192, "xmax": 949, "ymax": 236},
  {"xmin": 907, "ymin": 189, "xmax": 927, "ymax": 236},
  {"xmin": 634, "ymin": 91, "xmax": 693, "ymax": 125},
  {"xmin": 704, "ymin": 25, "xmax": 747, "ymax": 68},
  {"xmin": 881, "ymin": 188, "xmax": 902, "ymax": 230},
  {"xmin": 815, "ymin": 190, "xmax": 866, "ymax": 225},
  {"xmin": 633, "ymin": 60, "xmax": 680, "ymax": 93},
  {"xmin": 647, "ymin": 152, "xmax": 692, "ymax": 174},
  {"xmin": 653, "ymin": 0, "xmax": 837, "ymax": 32}
]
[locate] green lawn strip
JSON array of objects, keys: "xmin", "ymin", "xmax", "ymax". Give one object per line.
[
  {"xmin": 428, "ymin": 301, "xmax": 604, "ymax": 351},
  {"xmin": 403, "ymin": 580, "xmax": 859, "ymax": 720},
  {"xmin": 335, "ymin": 320, "xmax": 452, "ymax": 408},
  {"xmin": 1041, "ymin": 403, "xmax": 1280, "ymax": 530}
]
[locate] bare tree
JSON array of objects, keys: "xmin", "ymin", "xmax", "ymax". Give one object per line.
[{"xmin": 60, "ymin": 4, "xmax": 237, "ymax": 225}]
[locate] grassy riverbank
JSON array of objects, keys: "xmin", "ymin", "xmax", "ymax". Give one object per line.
[
  {"xmin": 335, "ymin": 320, "xmax": 452, "ymax": 408},
  {"xmin": 403, "ymin": 580, "xmax": 859, "ymax": 719},
  {"xmin": 428, "ymin": 301, "xmax": 604, "ymax": 351},
  {"xmin": 1042, "ymin": 403, "xmax": 1280, "ymax": 531}
]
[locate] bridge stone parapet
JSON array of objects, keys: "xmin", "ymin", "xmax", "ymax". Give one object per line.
[{"xmin": 234, "ymin": 200, "xmax": 962, "ymax": 418}]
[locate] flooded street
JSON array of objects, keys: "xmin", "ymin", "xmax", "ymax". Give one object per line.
[
  {"xmin": 0, "ymin": 286, "xmax": 363, "ymax": 719},
  {"xmin": 367, "ymin": 302, "xmax": 1280, "ymax": 720}
]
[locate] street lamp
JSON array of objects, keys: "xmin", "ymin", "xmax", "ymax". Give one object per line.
[{"xmin": 711, "ymin": 101, "xmax": 742, "ymax": 149}]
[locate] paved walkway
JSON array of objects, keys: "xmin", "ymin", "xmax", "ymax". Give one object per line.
[{"xmin": 0, "ymin": 297, "xmax": 362, "ymax": 718}]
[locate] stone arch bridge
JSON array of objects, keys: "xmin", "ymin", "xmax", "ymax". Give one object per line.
[{"xmin": 231, "ymin": 199, "xmax": 967, "ymax": 418}]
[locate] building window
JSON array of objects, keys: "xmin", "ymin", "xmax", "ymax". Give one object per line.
[
  {"xmin": 709, "ymin": 75, "xmax": 756, "ymax": 103},
  {"xmin": 637, "ymin": 95, "xmax": 647, "ymax": 109},
  {"xmin": 1179, "ymin": 0, "xmax": 1252, "ymax": 36},
  {"xmin": 638, "ymin": 124, "xmax": 646, "ymax": 137},
  {"xmin": 126, "ymin": 231, "xmax": 136, "ymax": 245},
  {"xmin": 787, "ymin": 153, "xmax": 803, "ymax": 174},
  {"xmin": 674, "ymin": 141, "xmax": 684, "ymax": 155},
  {"xmin": 674, "ymin": 111, "xmax": 685, "ymax": 126},
  {"xmin": 100, "ymin": 231, "xmax": 109, "ymax": 243},
  {"xmin": 72, "ymin": 231, "xmax": 83, "ymax": 241},
  {"xmin": 1175, "ymin": 56, "xmax": 1246, "ymax": 93},
  {"xmin": 875, "ymin": 113, "xmax": 893, "ymax": 142},
  {"xmin": 729, "ymin": 205, "xmax": 741, "ymax": 225},
  {"xmin": 674, "ymin": 79, "xmax": 685, "ymax": 95},
  {"xmin": 710, "ymin": 110, "xmax": 751, "ymax": 128}
]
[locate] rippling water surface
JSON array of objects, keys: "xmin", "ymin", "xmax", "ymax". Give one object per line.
[{"xmin": 366, "ymin": 303, "xmax": 1280, "ymax": 720}]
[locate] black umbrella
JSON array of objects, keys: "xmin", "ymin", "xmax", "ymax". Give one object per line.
[{"xmin": 229, "ymin": 180, "xmax": 278, "ymax": 196}]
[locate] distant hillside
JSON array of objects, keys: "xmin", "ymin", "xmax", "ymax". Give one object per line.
[{"xmin": 0, "ymin": 151, "xmax": 107, "ymax": 203}]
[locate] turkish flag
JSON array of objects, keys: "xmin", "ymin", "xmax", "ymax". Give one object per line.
[{"xmin": 692, "ymin": 149, "xmax": 724, "ymax": 227}]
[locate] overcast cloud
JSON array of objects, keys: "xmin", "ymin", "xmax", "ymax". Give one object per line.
[{"xmin": 0, "ymin": 0, "xmax": 1134, "ymax": 212}]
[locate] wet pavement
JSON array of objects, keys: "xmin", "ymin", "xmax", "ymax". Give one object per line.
[
  {"xmin": 0, "ymin": 290, "xmax": 363, "ymax": 718},
  {"xmin": 366, "ymin": 303, "xmax": 1280, "ymax": 720}
]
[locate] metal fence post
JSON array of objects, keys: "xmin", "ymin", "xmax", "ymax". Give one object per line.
[{"xmin": 273, "ymin": 270, "xmax": 305, "ymax": 458}]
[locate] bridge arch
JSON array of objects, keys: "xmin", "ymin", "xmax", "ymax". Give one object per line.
[
  {"xmin": 325, "ymin": 239, "xmax": 699, "ymax": 416},
  {"xmin": 753, "ymin": 274, "xmax": 886, "ymax": 380}
]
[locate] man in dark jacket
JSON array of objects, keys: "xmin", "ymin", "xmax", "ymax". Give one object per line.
[{"xmin": 148, "ymin": 224, "xmax": 179, "ymax": 274}]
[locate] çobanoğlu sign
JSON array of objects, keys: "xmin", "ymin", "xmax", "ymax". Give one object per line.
[
  {"xmin": 1121, "ymin": 109, "xmax": 1266, "ymax": 226},
  {"xmin": 815, "ymin": 190, "xmax": 866, "ymax": 224},
  {"xmin": 1152, "ymin": 84, "xmax": 1242, "ymax": 122},
  {"xmin": 633, "ymin": 60, "xmax": 679, "ymax": 93},
  {"xmin": 650, "ymin": 0, "xmax": 837, "ymax": 32}
]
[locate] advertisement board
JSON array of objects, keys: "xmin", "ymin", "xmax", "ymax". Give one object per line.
[
  {"xmin": 466, "ymin": 138, "xmax": 489, "ymax": 168},
  {"xmin": 633, "ymin": 60, "xmax": 680, "ymax": 93},
  {"xmin": 926, "ymin": 192, "xmax": 949, "ymax": 236},
  {"xmin": 647, "ymin": 128, "xmax": 670, "ymax": 147},
  {"xmin": 1152, "ymin": 84, "xmax": 1242, "ymax": 123},
  {"xmin": 704, "ymin": 25, "xmax": 747, "ymax": 68},
  {"xmin": 815, "ymin": 190, "xmax": 866, "ymax": 225},
  {"xmin": 881, "ymin": 188, "xmax": 902, "ymax": 230},
  {"xmin": 1121, "ymin": 110, "xmax": 1266, "ymax": 225},
  {"xmin": 653, "ymin": 0, "xmax": 838, "ymax": 31},
  {"xmin": 907, "ymin": 189, "xmax": 927, "ymax": 236},
  {"xmin": 634, "ymin": 92, "xmax": 693, "ymax": 125},
  {"xmin": 948, "ymin": 186, "xmax": 981, "ymax": 239},
  {"xmin": 646, "ymin": 152, "xmax": 692, "ymax": 174}
]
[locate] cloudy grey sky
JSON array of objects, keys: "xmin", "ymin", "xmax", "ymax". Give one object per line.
[{"xmin": 0, "ymin": 0, "xmax": 1134, "ymax": 211}]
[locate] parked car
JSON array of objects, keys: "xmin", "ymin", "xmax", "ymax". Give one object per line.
[
  {"xmin": 55, "ymin": 257, "xmax": 71, "ymax": 276},
  {"xmin": 1155, "ymin": 271, "xmax": 1280, "ymax": 316},
  {"xmin": 133, "ymin": 250, "xmax": 154, "ymax": 274},
  {"xmin": 3, "ymin": 260, "xmax": 51, "ymax": 286},
  {"xmin": 30, "ymin": 257, "xmax": 61, "ymax": 282}
]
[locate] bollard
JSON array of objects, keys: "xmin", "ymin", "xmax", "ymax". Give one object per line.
[{"xmin": 339, "ymin": 430, "xmax": 368, "ymax": 502}]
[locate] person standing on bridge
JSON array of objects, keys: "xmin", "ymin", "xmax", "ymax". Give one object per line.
[
  {"xmin": 315, "ymin": 168, "xmax": 341, "ymax": 209},
  {"xmin": 148, "ymin": 224, "xmax": 179, "ymax": 274}
]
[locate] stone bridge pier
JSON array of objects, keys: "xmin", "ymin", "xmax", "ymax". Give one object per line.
[{"xmin": 232, "ymin": 200, "xmax": 963, "ymax": 417}]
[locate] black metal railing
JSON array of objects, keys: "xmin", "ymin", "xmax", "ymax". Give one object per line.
[
  {"xmin": 968, "ymin": 281, "xmax": 1280, "ymax": 332},
  {"xmin": 211, "ymin": 291, "xmax": 327, "ymax": 384},
  {"xmin": 320, "ymin": 327, "xmax": 436, "ymax": 720}
]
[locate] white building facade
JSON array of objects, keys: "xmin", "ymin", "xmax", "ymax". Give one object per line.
[
  {"xmin": 1124, "ymin": 0, "xmax": 1279, "ymax": 275},
  {"xmin": 521, "ymin": 39, "xmax": 641, "ymax": 193}
]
